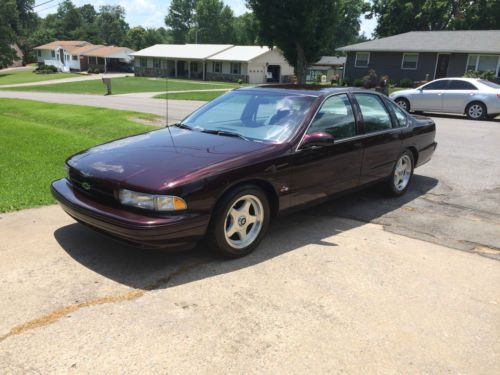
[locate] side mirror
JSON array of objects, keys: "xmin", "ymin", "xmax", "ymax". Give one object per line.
[{"xmin": 299, "ymin": 132, "xmax": 334, "ymax": 149}]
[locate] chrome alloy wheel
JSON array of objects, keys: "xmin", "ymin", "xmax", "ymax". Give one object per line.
[
  {"xmin": 468, "ymin": 104, "xmax": 483, "ymax": 119},
  {"xmin": 224, "ymin": 195, "xmax": 264, "ymax": 249},
  {"xmin": 393, "ymin": 155, "xmax": 412, "ymax": 191}
]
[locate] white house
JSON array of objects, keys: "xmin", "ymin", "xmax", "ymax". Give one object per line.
[
  {"xmin": 131, "ymin": 44, "xmax": 295, "ymax": 84},
  {"xmin": 34, "ymin": 41, "xmax": 134, "ymax": 72}
]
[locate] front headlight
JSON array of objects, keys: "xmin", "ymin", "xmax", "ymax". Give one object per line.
[{"xmin": 119, "ymin": 189, "xmax": 187, "ymax": 211}]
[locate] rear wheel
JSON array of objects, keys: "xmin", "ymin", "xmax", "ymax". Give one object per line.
[
  {"xmin": 466, "ymin": 102, "xmax": 487, "ymax": 120},
  {"xmin": 395, "ymin": 97, "xmax": 410, "ymax": 112},
  {"xmin": 386, "ymin": 151, "xmax": 414, "ymax": 196},
  {"xmin": 209, "ymin": 185, "xmax": 270, "ymax": 258}
]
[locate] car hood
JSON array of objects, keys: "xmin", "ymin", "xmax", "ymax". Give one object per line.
[{"xmin": 67, "ymin": 127, "xmax": 274, "ymax": 192}]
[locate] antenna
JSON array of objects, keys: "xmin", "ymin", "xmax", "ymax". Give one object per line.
[{"xmin": 165, "ymin": 68, "xmax": 176, "ymax": 149}]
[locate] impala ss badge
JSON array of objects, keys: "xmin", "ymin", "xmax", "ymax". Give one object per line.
[{"xmin": 81, "ymin": 182, "xmax": 91, "ymax": 191}]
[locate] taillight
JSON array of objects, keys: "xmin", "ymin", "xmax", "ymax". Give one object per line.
[{"xmin": 497, "ymin": 93, "xmax": 500, "ymax": 98}]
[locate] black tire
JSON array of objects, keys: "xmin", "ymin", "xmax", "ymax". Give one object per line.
[
  {"xmin": 395, "ymin": 97, "xmax": 410, "ymax": 112},
  {"xmin": 465, "ymin": 102, "xmax": 487, "ymax": 120},
  {"xmin": 385, "ymin": 150, "xmax": 414, "ymax": 197},
  {"xmin": 487, "ymin": 114, "xmax": 498, "ymax": 120},
  {"xmin": 208, "ymin": 185, "xmax": 270, "ymax": 258}
]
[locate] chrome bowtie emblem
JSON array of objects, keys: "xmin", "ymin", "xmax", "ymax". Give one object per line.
[{"xmin": 81, "ymin": 182, "xmax": 91, "ymax": 191}]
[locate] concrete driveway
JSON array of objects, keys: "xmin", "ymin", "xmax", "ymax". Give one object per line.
[
  {"xmin": 0, "ymin": 206, "xmax": 498, "ymax": 374},
  {"xmin": 0, "ymin": 102, "xmax": 499, "ymax": 373}
]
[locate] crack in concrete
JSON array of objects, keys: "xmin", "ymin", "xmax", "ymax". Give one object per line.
[{"xmin": 0, "ymin": 261, "xmax": 205, "ymax": 343}]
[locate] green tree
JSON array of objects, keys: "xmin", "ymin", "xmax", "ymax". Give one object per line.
[
  {"xmin": 54, "ymin": 0, "xmax": 83, "ymax": 39},
  {"xmin": 233, "ymin": 12, "xmax": 258, "ymax": 45},
  {"xmin": 368, "ymin": 0, "xmax": 499, "ymax": 37},
  {"xmin": 125, "ymin": 26, "xmax": 147, "ymax": 50},
  {"xmin": 96, "ymin": 5, "xmax": 129, "ymax": 45},
  {"xmin": 193, "ymin": 0, "xmax": 235, "ymax": 43},
  {"xmin": 247, "ymin": 0, "xmax": 340, "ymax": 84},
  {"xmin": 165, "ymin": 0, "xmax": 197, "ymax": 43},
  {"xmin": 79, "ymin": 4, "xmax": 98, "ymax": 24},
  {"xmin": 329, "ymin": 0, "xmax": 370, "ymax": 52},
  {"xmin": 0, "ymin": 0, "xmax": 36, "ymax": 67}
]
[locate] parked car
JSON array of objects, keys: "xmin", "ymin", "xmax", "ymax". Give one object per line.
[
  {"xmin": 52, "ymin": 86, "xmax": 437, "ymax": 257},
  {"xmin": 391, "ymin": 78, "xmax": 500, "ymax": 120}
]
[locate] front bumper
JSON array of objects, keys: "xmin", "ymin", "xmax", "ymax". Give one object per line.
[{"xmin": 51, "ymin": 179, "xmax": 209, "ymax": 250}]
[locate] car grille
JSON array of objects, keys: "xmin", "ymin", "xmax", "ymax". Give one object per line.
[{"xmin": 69, "ymin": 173, "xmax": 117, "ymax": 204}]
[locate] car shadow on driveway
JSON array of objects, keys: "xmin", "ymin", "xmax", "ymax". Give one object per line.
[{"xmin": 54, "ymin": 175, "xmax": 438, "ymax": 291}]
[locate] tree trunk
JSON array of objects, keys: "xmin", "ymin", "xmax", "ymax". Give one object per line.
[{"xmin": 295, "ymin": 42, "xmax": 307, "ymax": 84}]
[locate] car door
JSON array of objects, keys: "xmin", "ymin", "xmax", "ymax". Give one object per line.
[
  {"xmin": 412, "ymin": 80, "xmax": 449, "ymax": 112},
  {"xmin": 351, "ymin": 93, "xmax": 402, "ymax": 185},
  {"xmin": 290, "ymin": 94, "xmax": 363, "ymax": 207},
  {"xmin": 441, "ymin": 79, "xmax": 478, "ymax": 113}
]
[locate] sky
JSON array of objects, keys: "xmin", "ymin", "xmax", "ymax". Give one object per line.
[{"xmin": 36, "ymin": 0, "xmax": 377, "ymax": 38}]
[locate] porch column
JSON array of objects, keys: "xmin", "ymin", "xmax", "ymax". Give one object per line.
[
  {"xmin": 188, "ymin": 60, "xmax": 191, "ymax": 79},
  {"xmin": 202, "ymin": 61, "xmax": 205, "ymax": 80},
  {"xmin": 174, "ymin": 59, "xmax": 177, "ymax": 78},
  {"xmin": 104, "ymin": 58, "xmax": 107, "ymax": 73}
]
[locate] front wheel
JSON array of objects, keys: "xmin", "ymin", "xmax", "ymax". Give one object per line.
[
  {"xmin": 386, "ymin": 151, "xmax": 414, "ymax": 196},
  {"xmin": 209, "ymin": 186, "xmax": 270, "ymax": 258}
]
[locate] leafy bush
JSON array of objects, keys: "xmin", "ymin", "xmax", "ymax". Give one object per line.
[
  {"xmin": 399, "ymin": 78, "xmax": 413, "ymax": 88},
  {"xmin": 464, "ymin": 70, "xmax": 495, "ymax": 80},
  {"xmin": 237, "ymin": 79, "xmax": 243, "ymax": 85},
  {"xmin": 362, "ymin": 69, "xmax": 379, "ymax": 89},
  {"xmin": 353, "ymin": 79, "xmax": 364, "ymax": 87}
]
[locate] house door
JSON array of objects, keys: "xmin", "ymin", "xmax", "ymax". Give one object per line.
[
  {"xmin": 59, "ymin": 49, "xmax": 64, "ymax": 64},
  {"xmin": 266, "ymin": 65, "xmax": 280, "ymax": 83},
  {"xmin": 435, "ymin": 54, "xmax": 449, "ymax": 79}
]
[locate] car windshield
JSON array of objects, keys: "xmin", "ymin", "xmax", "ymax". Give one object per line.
[
  {"xmin": 477, "ymin": 79, "xmax": 500, "ymax": 89},
  {"xmin": 181, "ymin": 91, "xmax": 316, "ymax": 143}
]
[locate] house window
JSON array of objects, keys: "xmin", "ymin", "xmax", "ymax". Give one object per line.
[
  {"xmin": 72, "ymin": 55, "xmax": 77, "ymax": 61},
  {"xmin": 354, "ymin": 52, "xmax": 370, "ymax": 68},
  {"xmin": 51, "ymin": 50, "xmax": 55, "ymax": 58},
  {"xmin": 97, "ymin": 57, "xmax": 105, "ymax": 65},
  {"xmin": 190, "ymin": 61, "xmax": 198, "ymax": 73},
  {"xmin": 213, "ymin": 61, "xmax": 222, "ymax": 73},
  {"xmin": 162, "ymin": 59, "xmax": 168, "ymax": 69},
  {"xmin": 230, "ymin": 62, "xmax": 241, "ymax": 75},
  {"xmin": 401, "ymin": 53, "xmax": 418, "ymax": 70},
  {"xmin": 37, "ymin": 50, "xmax": 41, "ymax": 57},
  {"xmin": 466, "ymin": 54, "xmax": 500, "ymax": 76},
  {"xmin": 140, "ymin": 57, "xmax": 147, "ymax": 68},
  {"xmin": 153, "ymin": 58, "xmax": 161, "ymax": 68}
]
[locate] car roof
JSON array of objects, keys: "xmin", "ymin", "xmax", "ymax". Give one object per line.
[
  {"xmin": 236, "ymin": 85, "xmax": 377, "ymax": 97},
  {"xmin": 429, "ymin": 77, "xmax": 481, "ymax": 83}
]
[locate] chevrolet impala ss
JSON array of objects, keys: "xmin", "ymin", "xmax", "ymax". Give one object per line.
[{"xmin": 51, "ymin": 86, "xmax": 437, "ymax": 257}]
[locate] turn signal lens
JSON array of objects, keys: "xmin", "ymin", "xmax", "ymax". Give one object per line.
[{"xmin": 119, "ymin": 189, "xmax": 187, "ymax": 211}]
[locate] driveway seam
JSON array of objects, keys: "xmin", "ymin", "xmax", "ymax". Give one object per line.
[{"xmin": 0, "ymin": 261, "xmax": 206, "ymax": 343}]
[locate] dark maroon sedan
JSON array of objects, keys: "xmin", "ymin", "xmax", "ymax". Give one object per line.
[{"xmin": 52, "ymin": 86, "xmax": 437, "ymax": 257}]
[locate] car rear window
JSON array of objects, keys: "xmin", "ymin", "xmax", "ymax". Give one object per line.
[{"xmin": 448, "ymin": 80, "xmax": 477, "ymax": 90}]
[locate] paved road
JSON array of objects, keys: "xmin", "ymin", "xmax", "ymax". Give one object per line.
[
  {"xmin": 0, "ymin": 206, "xmax": 498, "ymax": 374},
  {"xmin": 0, "ymin": 90, "xmax": 204, "ymax": 123},
  {"xmin": 0, "ymin": 73, "xmax": 130, "ymax": 88}
]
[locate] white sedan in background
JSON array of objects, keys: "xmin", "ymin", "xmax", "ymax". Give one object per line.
[{"xmin": 391, "ymin": 77, "xmax": 500, "ymax": 120}]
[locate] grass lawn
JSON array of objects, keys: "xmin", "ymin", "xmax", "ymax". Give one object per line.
[
  {"xmin": 0, "ymin": 69, "xmax": 80, "ymax": 85},
  {"xmin": 4, "ymin": 76, "xmax": 245, "ymax": 95},
  {"xmin": 155, "ymin": 90, "xmax": 230, "ymax": 101},
  {"xmin": 0, "ymin": 99, "xmax": 161, "ymax": 212}
]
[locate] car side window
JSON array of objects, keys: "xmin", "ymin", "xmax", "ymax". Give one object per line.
[
  {"xmin": 353, "ymin": 94, "xmax": 393, "ymax": 133},
  {"xmin": 422, "ymin": 80, "xmax": 448, "ymax": 90},
  {"xmin": 387, "ymin": 100, "xmax": 408, "ymax": 127},
  {"xmin": 448, "ymin": 80, "xmax": 477, "ymax": 90},
  {"xmin": 307, "ymin": 94, "xmax": 356, "ymax": 140}
]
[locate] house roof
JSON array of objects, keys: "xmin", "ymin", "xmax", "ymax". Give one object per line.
[
  {"xmin": 338, "ymin": 31, "xmax": 500, "ymax": 54},
  {"xmin": 82, "ymin": 46, "xmax": 135, "ymax": 58},
  {"xmin": 34, "ymin": 41, "xmax": 91, "ymax": 54},
  {"xmin": 131, "ymin": 44, "xmax": 234, "ymax": 60},
  {"xmin": 208, "ymin": 46, "xmax": 271, "ymax": 62},
  {"xmin": 312, "ymin": 56, "xmax": 346, "ymax": 66}
]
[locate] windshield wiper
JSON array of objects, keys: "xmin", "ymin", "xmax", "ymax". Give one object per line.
[
  {"xmin": 172, "ymin": 122, "xmax": 192, "ymax": 130},
  {"xmin": 201, "ymin": 129, "xmax": 250, "ymax": 141}
]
